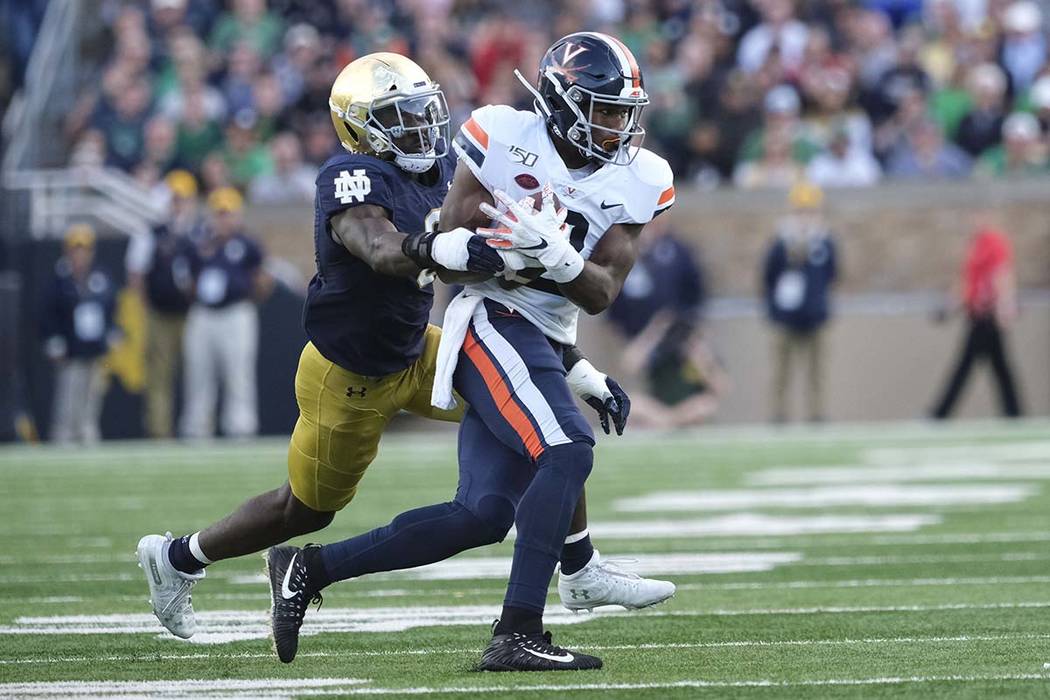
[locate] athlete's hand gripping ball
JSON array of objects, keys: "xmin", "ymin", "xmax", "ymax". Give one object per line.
[{"xmin": 478, "ymin": 185, "xmax": 585, "ymax": 284}]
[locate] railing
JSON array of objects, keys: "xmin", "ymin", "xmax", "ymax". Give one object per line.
[{"xmin": 3, "ymin": 167, "xmax": 167, "ymax": 239}]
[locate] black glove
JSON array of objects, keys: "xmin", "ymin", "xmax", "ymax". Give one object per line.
[
  {"xmin": 465, "ymin": 234, "xmax": 506, "ymax": 274},
  {"xmin": 585, "ymin": 376, "xmax": 631, "ymax": 436}
]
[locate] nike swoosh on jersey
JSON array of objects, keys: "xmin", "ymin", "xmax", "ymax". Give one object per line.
[
  {"xmin": 280, "ymin": 553, "xmax": 299, "ymax": 600},
  {"xmin": 600, "ymin": 201, "xmax": 622, "ymax": 209},
  {"xmin": 523, "ymin": 648, "xmax": 575, "ymax": 663}
]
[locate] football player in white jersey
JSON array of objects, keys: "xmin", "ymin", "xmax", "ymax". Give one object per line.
[{"xmin": 432, "ymin": 32, "xmax": 677, "ymax": 670}]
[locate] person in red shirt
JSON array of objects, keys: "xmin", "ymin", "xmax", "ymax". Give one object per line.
[{"xmin": 931, "ymin": 218, "xmax": 1022, "ymax": 418}]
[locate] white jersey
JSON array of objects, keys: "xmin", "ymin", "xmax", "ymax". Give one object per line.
[{"xmin": 451, "ymin": 104, "xmax": 675, "ymax": 345}]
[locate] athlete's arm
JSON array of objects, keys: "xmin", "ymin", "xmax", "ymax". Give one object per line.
[
  {"xmin": 440, "ymin": 160, "xmax": 494, "ymax": 232},
  {"xmin": 331, "ymin": 203, "xmax": 504, "ymax": 279},
  {"xmin": 330, "ymin": 204, "xmax": 421, "ymax": 278},
  {"xmin": 558, "ymin": 222, "xmax": 643, "ymax": 315}
]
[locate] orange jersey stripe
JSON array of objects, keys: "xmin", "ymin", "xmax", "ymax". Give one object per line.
[
  {"xmin": 657, "ymin": 186, "xmax": 675, "ymax": 206},
  {"xmin": 463, "ymin": 328, "xmax": 544, "ymax": 459},
  {"xmin": 463, "ymin": 118, "xmax": 489, "ymax": 150}
]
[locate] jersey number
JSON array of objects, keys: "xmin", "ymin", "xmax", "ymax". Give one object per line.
[
  {"xmin": 564, "ymin": 210, "xmax": 589, "ymax": 252},
  {"xmin": 334, "ymin": 169, "xmax": 372, "ymax": 204}
]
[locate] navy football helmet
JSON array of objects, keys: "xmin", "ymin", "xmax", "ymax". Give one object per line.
[{"xmin": 516, "ymin": 32, "xmax": 649, "ymax": 165}]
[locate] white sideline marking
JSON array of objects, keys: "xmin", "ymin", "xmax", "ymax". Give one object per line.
[
  {"xmin": 866, "ymin": 441, "xmax": 1050, "ymax": 464},
  {"xmin": 588, "ymin": 513, "xmax": 939, "ymax": 538},
  {"xmin": 5, "ymin": 602, "xmax": 1050, "ymax": 644},
  {"xmin": 751, "ymin": 463, "xmax": 1050, "ymax": 485},
  {"xmin": 3, "ymin": 634, "xmax": 1048, "ymax": 666},
  {"xmin": 0, "ymin": 678, "xmax": 368, "ymax": 697},
  {"xmin": 615, "ymin": 484, "xmax": 1036, "ymax": 512},
  {"xmin": 677, "ymin": 575, "xmax": 1050, "ymax": 591}
]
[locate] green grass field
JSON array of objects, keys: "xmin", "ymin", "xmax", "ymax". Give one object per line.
[{"xmin": 3, "ymin": 421, "xmax": 1050, "ymax": 698}]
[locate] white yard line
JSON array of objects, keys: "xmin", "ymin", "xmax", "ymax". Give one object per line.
[
  {"xmin": 4, "ymin": 601, "xmax": 1050, "ymax": 644},
  {"xmin": 2, "ymin": 634, "xmax": 1048, "ymax": 666},
  {"xmin": 614, "ymin": 484, "xmax": 1037, "ymax": 512},
  {"xmin": 0, "ymin": 678, "xmax": 368, "ymax": 697},
  {"xmin": 751, "ymin": 463, "xmax": 1050, "ymax": 485},
  {"xmin": 677, "ymin": 575, "xmax": 1050, "ymax": 591}
]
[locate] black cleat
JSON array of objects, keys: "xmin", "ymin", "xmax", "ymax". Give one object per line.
[
  {"xmin": 477, "ymin": 627, "xmax": 603, "ymax": 672},
  {"xmin": 266, "ymin": 545, "xmax": 322, "ymax": 663}
]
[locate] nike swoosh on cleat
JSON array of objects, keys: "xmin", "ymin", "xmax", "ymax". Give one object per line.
[
  {"xmin": 600, "ymin": 201, "xmax": 622, "ymax": 210},
  {"xmin": 280, "ymin": 554, "xmax": 299, "ymax": 600},
  {"xmin": 523, "ymin": 648, "xmax": 575, "ymax": 663}
]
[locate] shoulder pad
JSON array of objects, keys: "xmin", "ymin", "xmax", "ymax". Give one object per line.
[
  {"xmin": 316, "ymin": 153, "xmax": 395, "ymax": 218},
  {"xmin": 622, "ymin": 149, "xmax": 675, "ymax": 224}
]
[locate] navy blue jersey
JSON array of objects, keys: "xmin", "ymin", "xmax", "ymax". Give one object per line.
[
  {"xmin": 304, "ymin": 151, "xmax": 455, "ymax": 376},
  {"xmin": 609, "ymin": 235, "xmax": 705, "ymax": 338},
  {"xmin": 41, "ymin": 262, "xmax": 118, "ymax": 359},
  {"xmin": 189, "ymin": 232, "xmax": 264, "ymax": 308}
]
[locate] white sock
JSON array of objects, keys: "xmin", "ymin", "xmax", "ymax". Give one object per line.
[{"xmin": 188, "ymin": 532, "xmax": 213, "ymax": 565}]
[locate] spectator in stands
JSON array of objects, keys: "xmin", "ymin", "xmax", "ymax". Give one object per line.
[
  {"xmin": 181, "ymin": 188, "xmax": 272, "ymax": 438},
  {"xmin": 864, "ymin": 23, "xmax": 931, "ymax": 126},
  {"xmin": 41, "ymin": 224, "xmax": 119, "ymax": 444},
  {"xmin": 1000, "ymin": 1, "xmax": 1046, "ymax": 93},
  {"xmin": 271, "ymin": 23, "xmax": 321, "ymax": 107},
  {"xmin": 954, "ymin": 63, "xmax": 1008, "ymax": 158},
  {"xmin": 976, "ymin": 111, "xmax": 1050, "ymax": 176},
  {"xmin": 607, "ymin": 217, "xmax": 724, "ymax": 429},
  {"xmin": 739, "ymin": 85, "xmax": 820, "ymax": 170},
  {"xmin": 1028, "ymin": 74, "xmax": 1050, "ymax": 136},
  {"xmin": 157, "ymin": 32, "xmax": 225, "ymax": 124},
  {"xmin": 91, "ymin": 75, "xmax": 153, "ymax": 171},
  {"xmin": 200, "ymin": 151, "xmax": 233, "ymax": 193},
  {"xmin": 138, "ymin": 116, "xmax": 179, "ymax": 179},
  {"xmin": 248, "ymin": 132, "xmax": 314, "ymax": 204},
  {"xmin": 737, "ymin": 0, "xmax": 809, "ymax": 77},
  {"xmin": 209, "ymin": 0, "xmax": 285, "ymax": 59},
  {"xmin": 807, "ymin": 120, "xmax": 883, "ymax": 187},
  {"xmin": 885, "ymin": 118, "xmax": 972, "ymax": 178},
  {"xmin": 222, "ymin": 41, "xmax": 264, "ymax": 116},
  {"xmin": 126, "ymin": 170, "xmax": 201, "ymax": 438},
  {"xmin": 221, "ymin": 109, "xmax": 274, "ymax": 189},
  {"xmin": 762, "ymin": 182, "xmax": 837, "ymax": 423},
  {"xmin": 930, "ymin": 212, "xmax": 1023, "ymax": 418},
  {"xmin": 734, "ymin": 120, "xmax": 808, "ymax": 188}
]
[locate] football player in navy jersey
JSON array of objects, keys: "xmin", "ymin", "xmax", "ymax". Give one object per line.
[{"xmin": 135, "ymin": 53, "xmax": 638, "ymax": 644}]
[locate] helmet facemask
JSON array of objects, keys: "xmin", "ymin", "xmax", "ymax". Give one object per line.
[
  {"xmin": 330, "ymin": 87, "xmax": 450, "ymax": 174},
  {"xmin": 530, "ymin": 67, "xmax": 648, "ymax": 166}
]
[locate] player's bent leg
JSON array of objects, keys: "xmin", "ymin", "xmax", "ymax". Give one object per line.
[{"xmin": 266, "ymin": 500, "xmax": 513, "ymax": 663}]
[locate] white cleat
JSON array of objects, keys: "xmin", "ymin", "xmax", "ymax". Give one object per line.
[
  {"xmin": 558, "ymin": 549, "xmax": 675, "ymax": 611},
  {"xmin": 136, "ymin": 533, "xmax": 205, "ymax": 639}
]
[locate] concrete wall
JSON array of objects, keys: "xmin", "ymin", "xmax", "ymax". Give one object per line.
[{"xmin": 243, "ymin": 179, "xmax": 1050, "ymax": 423}]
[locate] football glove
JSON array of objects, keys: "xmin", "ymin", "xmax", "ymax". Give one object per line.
[
  {"xmin": 566, "ymin": 357, "xmax": 631, "ymax": 436},
  {"xmin": 478, "ymin": 185, "xmax": 584, "ymax": 284},
  {"xmin": 402, "ymin": 227, "xmax": 505, "ymax": 275}
]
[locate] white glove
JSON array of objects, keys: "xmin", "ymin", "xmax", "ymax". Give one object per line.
[
  {"xmin": 428, "ymin": 226, "xmax": 477, "ymax": 271},
  {"xmin": 479, "ymin": 185, "xmax": 585, "ymax": 284},
  {"xmin": 566, "ymin": 358, "xmax": 613, "ymax": 403}
]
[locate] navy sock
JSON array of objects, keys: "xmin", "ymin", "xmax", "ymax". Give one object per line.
[
  {"xmin": 559, "ymin": 531, "xmax": 593, "ymax": 576},
  {"xmin": 494, "ymin": 605, "xmax": 542, "ymax": 636},
  {"xmin": 167, "ymin": 535, "xmax": 207, "ymax": 574},
  {"xmin": 318, "ymin": 501, "xmax": 503, "ymax": 584},
  {"xmin": 505, "ymin": 442, "xmax": 593, "ymax": 612}
]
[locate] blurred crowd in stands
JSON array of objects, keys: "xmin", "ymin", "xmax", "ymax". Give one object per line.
[{"xmin": 56, "ymin": 0, "xmax": 1050, "ymax": 201}]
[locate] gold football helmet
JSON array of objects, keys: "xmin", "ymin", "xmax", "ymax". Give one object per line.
[{"xmin": 329, "ymin": 52, "xmax": 450, "ymax": 173}]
